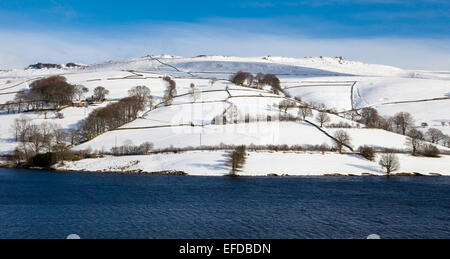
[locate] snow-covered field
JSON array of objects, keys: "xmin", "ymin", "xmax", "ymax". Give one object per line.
[
  {"xmin": 1, "ymin": 55, "xmax": 449, "ymax": 176},
  {"xmin": 55, "ymin": 151, "xmax": 450, "ymax": 176},
  {"xmin": 75, "ymin": 122, "xmax": 333, "ymax": 152}
]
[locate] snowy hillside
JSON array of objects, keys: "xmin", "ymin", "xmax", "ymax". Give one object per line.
[
  {"xmin": 85, "ymin": 55, "xmax": 408, "ymax": 77},
  {"xmin": 1, "ymin": 55, "xmax": 449, "ymax": 176}
]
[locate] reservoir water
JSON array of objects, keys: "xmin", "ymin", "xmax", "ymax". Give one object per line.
[{"xmin": 0, "ymin": 168, "xmax": 448, "ymax": 239}]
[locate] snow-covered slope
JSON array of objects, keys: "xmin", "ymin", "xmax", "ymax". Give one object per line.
[
  {"xmin": 1, "ymin": 54, "xmax": 449, "ymax": 176},
  {"xmin": 84, "ymin": 55, "xmax": 407, "ymax": 77},
  {"xmin": 56, "ymin": 151, "xmax": 450, "ymax": 176}
]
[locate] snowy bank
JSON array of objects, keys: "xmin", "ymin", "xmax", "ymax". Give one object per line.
[{"xmin": 54, "ymin": 151, "xmax": 450, "ymax": 176}]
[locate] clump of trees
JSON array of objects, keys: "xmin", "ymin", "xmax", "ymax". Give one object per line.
[
  {"xmin": 230, "ymin": 71, "xmax": 254, "ymax": 86},
  {"xmin": 358, "ymin": 145, "xmax": 375, "ymax": 161},
  {"xmin": 392, "ymin": 112, "xmax": 414, "ymax": 135},
  {"xmin": 29, "ymin": 76, "xmax": 77, "ymax": 109},
  {"xmin": 405, "ymin": 128, "xmax": 442, "ymax": 157},
  {"xmin": 10, "ymin": 116, "xmax": 71, "ymax": 163},
  {"xmin": 261, "ymin": 74, "xmax": 283, "ymax": 94},
  {"xmin": 355, "ymin": 107, "xmax": 450, "ymax": 152},
  {"xmin": 128, "ymin": 85, "xmax": 153, "ymax": 109},
  {"xmin": 225, "ymin": 146, "xmax": 247, "ymax": 176},
  {"xmin": 423, "ymin": 128, "xmax": 449, "ymax": 149},
  {"xmin": 359, "ymin": 107, "xmax": 381, "ymax": 128},
  {"xmin": 229, "ymin": 72, "xmax": 284, "ymax": 95},
  {"xmin": 162, "ymin": 76, "xmax": 177, "ymax": 104},
  {"xmin": 111, "ymin": 140, "xmax": 153, "ymax": 156},
  {"xmin": 358, "ymin": 108, "xmax": 414, "ymax": 135},
  {"xmin": 332, "ymin": 130, "xmax": 352, "ymax": 153},
  {"xmin": 379, "ymin": 153, "xmax": 400, "ymax": 176},
  {"xmin": 422, "ymin": 144, "xmax": 440, "ymax": 157},
  {"xmin": 426, "ymin": 128, "xmax": 445, "ymax": 144},
  {"xmin": 2, "ymin": 76, "xmax": 77, "ymax": 113},
  {"xmin": 28, "ymin": 152, "xmax": 59, "ymax": 167}
]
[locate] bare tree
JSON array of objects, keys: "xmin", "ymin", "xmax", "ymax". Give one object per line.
[
  {"xmin": 406, "ymin": 128, "xmax": 424, "ymax": 156},
  {"xmin": 344, "ymin": 110, "xmax": 360, "ymax": 121},
  {"xmin": 315, "ymin": 112, "xmax": 331, "ymax": 127},
  {"xmin": 12, "ymin": 116, "xmax": 31, "ymax": 142},
  {"xmin": 225, "ymin": 146, "xmax": 246, "ymax": 176},
  {"xmin": 426, "ymin": 128, "xmax": 445, "ymax": 144},
  {"xmin": 74, "ymin": 85, "xmax": 89, "ymax": 101},
  {"xmin": 279, "ymin": 100, "xmax": 297, "ymax": 114},
  {"xmin": 39, "ymin": 122, "xmax": 54, "ymax": 152},
  {"xmin": 377, "ymin": 116, "xmax": 394, "ymax": 131},
  {"xmin": 360, "ymin": 107, "xmax": 380, "ymax": 128},
  {"xmin": 393, "ymin": 112, "xmax": 414, "ymax": 135},
  {"xmin": 68, "ymin": 128, "xmax": 82, "ymax": 146},
  {"xmin": 139, "ymin": 141, "xmax": 154, "ymax": 154},
  {"xmin": 298, "ymin": 106, "xmax": 313, "ymax": 120},
  {"xmin": 378, "ymin": 153, "xmax": 400, "ymax": 175},
  {"xmin": 333, "ymin": 130, "xmax": 352, "ymax": 153},
  {"xmin": 93, "ymin": 86, "xmax": 109, "ymax": 102},
  {"xmin": 28, "ymin": 124, "xmax": 44, "ymax": 154},
  {"xmin": 51, "ymin": 124, "xmax": 67, "ymax": 145}
]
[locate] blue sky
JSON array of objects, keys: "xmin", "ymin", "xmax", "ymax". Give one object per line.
[{"xmin": 0, "ymin": 0, "xmax": 449, "ymax": 69}]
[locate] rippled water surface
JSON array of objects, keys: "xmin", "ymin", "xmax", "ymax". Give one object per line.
[{"xmin": 0, "ymin": 168, "xmax": 449, "ymax": 239}]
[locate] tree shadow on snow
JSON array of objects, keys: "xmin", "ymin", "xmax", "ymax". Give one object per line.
[
  {"xmin": 188, "ymin": 159, "xmax": 228, "ymax": 171},
  {"xmin": 345, "ymin": 163, "xmax": 383, "ymax": 173}
]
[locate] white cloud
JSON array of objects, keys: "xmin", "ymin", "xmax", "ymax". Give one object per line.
[{"xmin": 0, "ymin": 23, "xmax": 449, "ymax": 70}]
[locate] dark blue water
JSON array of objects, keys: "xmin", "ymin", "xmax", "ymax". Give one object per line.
[{"xmin": 0, "ymin": 168, "xmax": 449, "ymax": 239}]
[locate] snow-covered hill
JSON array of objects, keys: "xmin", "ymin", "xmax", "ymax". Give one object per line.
[
  {"xmin": 84, "ymin": 55, "xmax": 408, "ymax": 77},
  {"xmin": 1, "ymin": 55, "xmax": 449, "ymax": 176}
]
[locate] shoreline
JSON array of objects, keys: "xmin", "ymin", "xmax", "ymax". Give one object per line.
[
  {"xmin": 2, "ymin": 150, "xmax": 449, "ymax": 177},
  {"xmin": 1, "ymin": 164, "xmax": 445, "ymax": 177}
]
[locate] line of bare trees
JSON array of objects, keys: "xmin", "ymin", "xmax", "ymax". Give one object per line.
[
  {"xmin": 111, "ymin": 140, "xmax": 153, "ymax": 156},
  {"xmin": 406, "ymin": 128, "xmax": 443, "ymax": 157},
  {"xmin": 162, "ymin": 76, "xmax": 177, "ymax": 104},
  {"xmin": 355, "ymin": 107, "xmax": 449, "ymax": 149},
  {"xmin": 79, "ymin": 86, "xmax": 152, "ymax": 142},
  {"xmin": 354, "ymin": 107, "xmax": 414, "ymax": 135}
]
